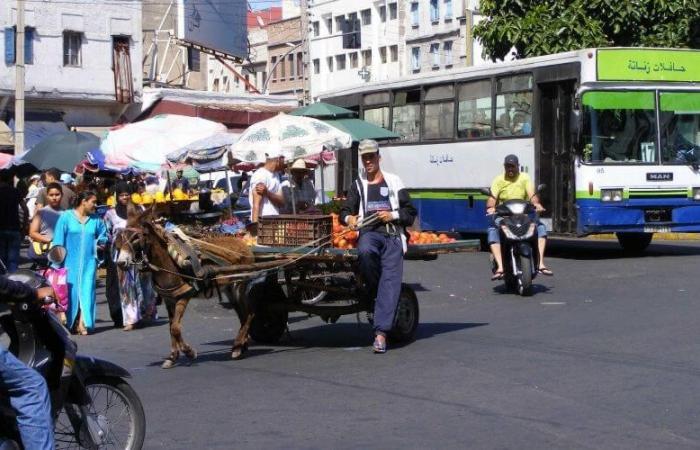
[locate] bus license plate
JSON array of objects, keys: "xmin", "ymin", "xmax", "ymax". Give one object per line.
[{"xmin": 643, "ymin": 226, "xmax": 671, "ymax": 233}]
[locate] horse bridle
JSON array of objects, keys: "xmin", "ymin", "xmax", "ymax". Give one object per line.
[{"xmin": 115, "ymin": 227, "xmax": 148, "ymax": 269}]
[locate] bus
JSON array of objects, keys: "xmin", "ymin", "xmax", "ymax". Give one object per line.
[{"xmin": 319, "ymin": 47, "xmax": 700, "ymax": 251}]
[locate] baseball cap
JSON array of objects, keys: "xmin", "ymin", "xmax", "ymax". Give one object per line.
[
  {"xmin": 504, "ymin": 154, "xmax": 519, "ymax": 166},
  {"xmin": 358, "ymin": 139, "xmax": 379, "ymax": 156},
  {"xmin": 60, "ymin": 173, "xmax": 75, "ymax": 184}
]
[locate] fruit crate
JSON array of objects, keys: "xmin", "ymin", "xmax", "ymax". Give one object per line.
[{"xmin": 257, "ymin": 215, "xmax": 332, "ymax": 248}]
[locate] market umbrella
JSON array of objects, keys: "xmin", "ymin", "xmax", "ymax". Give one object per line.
[
  {"xmin": 289, "ymin": 102, "xmax": 399, "ymax": 142},
  {"xmin": 18, "ymin": 131, "xmax": 99, "ymax": 172},
  {"xmin": 166, "ymin": 132, "xmax": 240, "ymax": 171},
  {"xmin": 101, "ymin": 114, "xmax": 226, "ymax": 172},
  {"xmin": 229, "ymin": 113, "xmax": 352, "ymax": 164}
]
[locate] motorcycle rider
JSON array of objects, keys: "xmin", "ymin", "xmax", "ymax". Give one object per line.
[
  {"xmin": 0, "ymin": 276, "xmax": 55, "ymax": 450},
  {"xmin": 486, "ymin": 154, "xmax": 552, "ymax": 280}
]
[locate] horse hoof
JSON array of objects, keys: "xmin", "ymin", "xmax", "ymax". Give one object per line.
[
  {"xmin": 186, "ymin": 349, "xmax": 198, "ymax": 360},
  {"xmin": 161, "ymin": 359, "xmax": 177, "ymax": 369},
  {"xmin": 231, "ymin": 346, "xmax": 247, "ymax": 360}
]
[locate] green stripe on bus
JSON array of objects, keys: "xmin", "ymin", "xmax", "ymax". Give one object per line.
[
  {"xmin": 576, "ymin": 190, "xmax": 691, "ymax": 199},
  {"xmin": 409, "ymin": 190, "xmax": 489, "ymax": 200},
  {"xmin": 660, "ymin": 92, "xmax": 700, "ymax": 112},
  {"xmin": 581, "ymin": 91, "xmax": 655, "ymax": 110}
]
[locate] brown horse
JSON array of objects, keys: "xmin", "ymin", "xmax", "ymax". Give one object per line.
[{"xmin": 113, "ymin": 208, "xmax": 258, "ymax": 368}]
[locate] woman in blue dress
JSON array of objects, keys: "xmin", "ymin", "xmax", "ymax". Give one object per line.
[{"xmin": 52, "ymin": 190, "xmax": 107, "ymax": 335}]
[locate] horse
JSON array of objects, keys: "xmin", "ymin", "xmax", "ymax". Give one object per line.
[{"xmin": 113, "ymin": 208, "xmax": 258, "ymax": 368}]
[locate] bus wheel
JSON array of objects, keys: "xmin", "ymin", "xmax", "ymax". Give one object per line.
[{"xmin": 616, "ymin": 232, "xmax": 653, "ymax": 253}]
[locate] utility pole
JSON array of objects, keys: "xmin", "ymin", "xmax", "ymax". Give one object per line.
[
  {"xmin": 14, "ymin": 0, "xmax": 25, "ymax": 155},
  {"xmin": 300, "ymin": 0, "xmax": 309, "ymax": 105}
]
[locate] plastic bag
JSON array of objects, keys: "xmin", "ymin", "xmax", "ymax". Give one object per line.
[{"xmin": 41, "ymin": 267, "xmax": 68, "ymax": 313}]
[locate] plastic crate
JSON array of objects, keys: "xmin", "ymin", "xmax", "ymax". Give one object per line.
[{"xmin": 257, "ymin": 215, "xmax": 332, "ymax": 248}]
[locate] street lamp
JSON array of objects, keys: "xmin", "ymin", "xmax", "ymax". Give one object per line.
[{"xmin": 262, "ymin": 42, "xmax": 302, "ymax": 94}]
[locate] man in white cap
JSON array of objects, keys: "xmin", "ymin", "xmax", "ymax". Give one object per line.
[
  {"xmin": 340, "ymin": 139, "xmax": 416, "ymax": 354},
  {"xmin": 249, "ymin": 154, "xmax": 286, "ymax": 222},
  {"xmin": 281, "ymin": 158, "xmax": 318, "ymax": 214}
]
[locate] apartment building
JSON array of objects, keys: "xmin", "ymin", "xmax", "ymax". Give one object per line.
[{"xmin": 0, "ymin": 0, "xmax": 142, "ymax": 148}]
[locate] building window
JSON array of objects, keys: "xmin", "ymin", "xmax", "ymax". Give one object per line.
[
  {"xmin": 361, "ymin": 9, "xmax": 372, "ymax": 26},
  {"xmin": 458, "ymin": 80, "xmax": 493, "ymax": 138},
  {"xmin": 63, "ymin": 31, "xmax": 82, "ymax": 67},
  {"xmin": 444, "ymin": 0, "xmax": 453, "ymax": 19},
  {"xmin": 444, "ymin": 41, "xmax": 453, "ymax": 66},
  {"xmin": 335, "ymin": 15, "xmax": 344, "ymax": 34},
  {"xmin": 327, "ymin": 56, "xmax": 334, "ymax": 72},
  {"xmin": 389, "ymin": 3, "xmax": 398, "ymax": 20},
  {"xmin": 261, "ymin": 71, "xmax": 267, "ymax": 85},
  {"xmin": 313, "ymin": 58, "xmax": 320, "ymax": 74},
  {"xmin": 4, "ymin": 27, "xmax": 34, "ymax": 65},
  {"xmin": 430, "ymin": 43, "xmax": 439, "ymax": 67},
  {"xmin": 312, "ymin": 21, "xmax": 320, "ymax": 37},
  {"xmin": 288, "ymin": 53, "xmax": 295, "ymax": 79},
  {"xmin": 325, "ymin": 17, "xmax": 333, "ymax": 34},
  {"xmin": 271, "ymin": 56, "xmax": 277, "ymax": 80},
  {"xmin": 297, "ymin": 52, "xmax": 303, "ymax": 77},
  {"xmin": 212, "ymin": 78, "xmax": 220, "ymax": 92},
  {"xmin": 336, "ymin": 54, "xmax": 346, "ymax": 70},
  {"xmin": 411, "ymin": 47, "xmax": 420, "ymax": 71},
  {"xmin": 349, "ymin": 52, "xmax": 358, "ymax": 69},
  {"xmin": 379, "ymin": 5, "xmax": 387, "ymax": 22},
  {"xmin": 379, "ymin": 46, "xmax": 387, "ymax": 63},
  {"xmin": 410, "ymin": 3, "xmax": 419, "ymax": 26},
  {"xmin": 390, "ymin": 45, "xmax": 398, "ymax": 62},
  {"xmin": 362, "ymin": 49, "xmax": 372, "ymax": 67},
  {"xmin": 280, "ymin": 54, "xmax": 286, "ymax": 79},
  {"xmin": 344, "ymin": 13, "xmax": 361, "ymax": 49},
  {"xmin": 430, "ymin": 0, "xmax": 440, "ymax": 23},
  {"xmin": 187, "ymin": 47, "xmax": 200, "ymax": 72}
]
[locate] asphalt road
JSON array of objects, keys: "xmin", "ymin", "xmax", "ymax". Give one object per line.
[{"xmin": 77, "ymin": 239, "xmax": 700, "ymax": 450}]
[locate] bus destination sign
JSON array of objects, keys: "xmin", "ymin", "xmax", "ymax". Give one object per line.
[{"xmin": 597, "ymin": 49, "xmax": 700, "ymax": 83}]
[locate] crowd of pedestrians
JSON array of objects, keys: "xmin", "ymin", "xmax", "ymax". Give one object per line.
[{"xmin": 0, "ymin": 168, "xmax": 159, "ymax": 335}]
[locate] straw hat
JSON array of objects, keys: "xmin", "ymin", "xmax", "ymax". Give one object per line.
[{"xmin": 290, "ymin": 158, "xmax": 309, "ymax": 171}]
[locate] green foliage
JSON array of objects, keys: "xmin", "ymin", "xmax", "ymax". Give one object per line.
[{"xmin": 473, "ymin": 0, "xmax": 700, "ymax": 61}]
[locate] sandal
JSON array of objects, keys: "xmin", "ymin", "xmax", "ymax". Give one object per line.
[
  {"xmin": 491, "ymin": 270, "xmax": 504, "ymax": 281},
  {"xmin": 538, "ymin": 267, "xmax": 554, "ymax": 276},
  {"xmin": 372, "ymin": 337, "xmax": 386, "ymax": 354}
]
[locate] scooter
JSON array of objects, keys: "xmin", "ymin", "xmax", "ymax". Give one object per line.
[
  {"xmin": 0, "ymin": 246, "xmax": 146, "ymax": 449},
  {"xmin": 482, "ymin": 185, "xmax": 545, "ymax": 296}
]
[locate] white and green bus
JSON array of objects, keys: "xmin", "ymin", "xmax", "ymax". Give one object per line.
[{"xmin": 320, "ymin": 48, "xmax": 700, "ymax": 251}]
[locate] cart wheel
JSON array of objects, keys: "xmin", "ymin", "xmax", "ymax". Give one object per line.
[
  {"xmin": 250, "ymin": 305, "xmax": 288, "ymax": 344},
  {"xmin": 388, "ymin": 284, "xmax": 419, "ymax": 343}
]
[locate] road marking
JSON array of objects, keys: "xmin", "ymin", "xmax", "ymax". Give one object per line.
[{"xmin": 540, "ymin": 302, "xmax": 566, "ymax": 305}]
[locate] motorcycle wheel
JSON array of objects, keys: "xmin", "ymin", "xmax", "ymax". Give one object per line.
[
  {"xmin": 517, "ymin": 255, "xmax": 533, "ymax": 297},
  {"xmin": 388, "ymin": 284, "xmax": 420, "ymax": 343},
  {"xmin": 54, "ymin": 376, "xmax": 146, "ymax": 450}
]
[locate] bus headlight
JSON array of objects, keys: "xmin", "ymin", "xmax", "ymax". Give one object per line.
[
  {"xmin": 601, "ymin": 188, "xmax": 623, "ymax": 202},
  {"xmin": 693, "ymin": 188, "xmax": 700, "ymax": 200}
]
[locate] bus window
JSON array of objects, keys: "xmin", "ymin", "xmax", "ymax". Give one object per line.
[
  {"xmin": 495, "ymin": 74, "xmax": 533, "ymax": 137},
  {"xmin": 659, "ymin": 92, "xmax": 700, "ymax": 164},
  {"xmin": 392, "ymin": 89, "xmax": 421, "ymax": 142},
  {"xmin": 581, "ymin": 91, "xmax": 656, "ymax": 164},
  {"xmin": 423, "ymin": 85, "xmax": 454, "ymax": 140},
  {"xmin": 457, "ymin": 79, "xmax": 492, "ymax": 138},
  {"xmin": 364, "ymin": 106, "xmax": 390, "ymax": 129}
]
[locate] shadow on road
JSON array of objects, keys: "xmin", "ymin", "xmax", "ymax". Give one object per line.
[
  {"xmin": 491, "ymin": 284, "xmax": 551, "ymax": 295},
  {"xmin": 548, "ymin": 238, "xmax": 700, "ymax": 260}
]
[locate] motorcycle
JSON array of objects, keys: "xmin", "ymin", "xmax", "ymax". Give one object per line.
[
  {"xmin": 481, "ymin": 185, "xmax": 545, "ymax": 296},
  {"xmin": 0, "ymin": 246, "xmax": 146, "ymax": 449}
]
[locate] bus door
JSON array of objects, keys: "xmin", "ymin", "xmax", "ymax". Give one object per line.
[{"xmin": 537, "ymin": 81, "xmax": 577, "ymax": 234}]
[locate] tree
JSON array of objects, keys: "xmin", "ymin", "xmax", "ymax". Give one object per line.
[{"xmin": 473, "ymin": 0, "xmax": 700, "ymax": 61}]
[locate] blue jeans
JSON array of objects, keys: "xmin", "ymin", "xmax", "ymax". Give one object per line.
[
  {"xmin": 0, "ymin": 347, "xmax": 54, "ymax": 450},
  {"xmin": 0, "ymin": 231, "xmax": 21, "ymax": 273},
  {"xmin": 357, "ymin": 231, "xmax": 404, "ymax": 335}
]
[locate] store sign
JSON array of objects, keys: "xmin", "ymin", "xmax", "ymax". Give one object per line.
[{"xmin": 597, "ymin": 49, "xmax": 700, "ymax": 83}]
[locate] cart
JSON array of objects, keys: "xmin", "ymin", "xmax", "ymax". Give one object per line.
[{"xmin": 220, "ymin": 238, "xmax": 480, "ymax": 345}]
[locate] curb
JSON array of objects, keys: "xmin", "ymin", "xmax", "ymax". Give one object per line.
[{"xmin": 587, "ymin": 233, "xmax": 700, "ymax": 241}]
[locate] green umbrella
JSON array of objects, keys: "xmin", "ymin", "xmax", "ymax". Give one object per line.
[
  {"xmin": 19, "ymin": 131, "xmax": 99, "ymax": 172},
  {"xmin": 289, "ymin": 102, "xmax": 355, "ymax": 118},
  {"xmin": 325, "ymin": 118, "xmax": 399, "ymax": 142}
]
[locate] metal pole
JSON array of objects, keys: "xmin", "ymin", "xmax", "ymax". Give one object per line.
[
  {"xmin": 224, "ymin": 167, "xmax": 233, "ymax": 217},
  {"xmin": 14, "ymin": 0, "xmax": 25, "ymax": 156},
  {"xmin": 300, "ymin": 0, "xmax": 309, "ymax": 105},
  {"xmin": 319, "ymin": 160, "xmax": 325, "ymax": 205}
]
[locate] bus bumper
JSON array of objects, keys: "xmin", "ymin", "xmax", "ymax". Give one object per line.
[{"xmin": 577, "ymin": 200, "xmax": 700, "ymax": 234}]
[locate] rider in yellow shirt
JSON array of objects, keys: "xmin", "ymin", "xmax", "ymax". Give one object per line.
[{"xmin": 486, "ymin": 155, "xmax": 553, "ymax": 279}]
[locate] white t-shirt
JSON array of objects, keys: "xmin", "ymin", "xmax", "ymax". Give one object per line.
[{"xmin": 249, "ymin": 167, "xmax": 281, "ymax": 218}]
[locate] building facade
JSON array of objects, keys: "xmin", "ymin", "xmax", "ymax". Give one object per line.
[{"xmin": 0, "ymin": 0, "xmax": 142, "ymax": 146}]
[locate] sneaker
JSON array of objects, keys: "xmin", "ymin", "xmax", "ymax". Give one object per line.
[{"xmin": 372, "ymin": 337, "xmax": 386, "ymax": 354}]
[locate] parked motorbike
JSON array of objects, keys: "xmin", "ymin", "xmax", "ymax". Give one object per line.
[
  {"xmin": 482, "ymin": 185, "xmax": 545, "ymax": 296},
  {"xmin": 0, "ymin": 246, "xmax": 146, "ymax": 449}
]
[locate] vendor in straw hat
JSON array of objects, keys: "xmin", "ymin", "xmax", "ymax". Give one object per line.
[{"xmin": 282, "ymin": 158, "xmax": 318, "ymax": 214}]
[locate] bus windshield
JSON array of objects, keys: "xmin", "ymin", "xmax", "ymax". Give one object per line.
[
  {"xmin": 581, "ymin": 91, "xmax": 657, "ymax": 164},
  {"xmin": 659, "ymin": 92, "xmax": 700, "ymax": 164}
]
